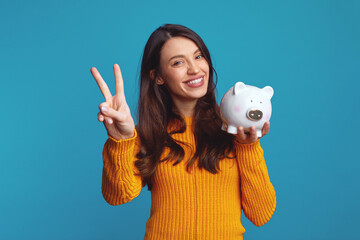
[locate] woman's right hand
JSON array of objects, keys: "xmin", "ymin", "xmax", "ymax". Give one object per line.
[{"xmin": 91, "ymin": 64, "xmax": 135, "ymax": 140}]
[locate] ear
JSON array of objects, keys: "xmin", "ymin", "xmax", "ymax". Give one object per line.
[
  {"xmin": 150, "ymin": 69, "xmax": 164, "ymax": 85},
  {"xmin": 262, "ymin": 86, "xmax": 274, "ymax": 99},
  {"xmin": 156, "ymin": 76, "xmax": 165, "ymax": 85},
  {"xmin": 233, "ymin": 82, "xmax": 247, "ymax": 95}
]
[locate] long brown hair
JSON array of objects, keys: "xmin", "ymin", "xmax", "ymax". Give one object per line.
[{"xmin": 135, "ymin": 24, "xmax": 235, "ymax": 190}]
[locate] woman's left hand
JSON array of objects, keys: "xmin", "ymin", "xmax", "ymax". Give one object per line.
[{"xmin": 235, "ymin": 121, "xmax": 270, "ymax": 144}]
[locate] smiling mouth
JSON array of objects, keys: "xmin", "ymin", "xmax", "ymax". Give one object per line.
[{"xmin": 186, "ymin": 76, "xmax": 204, "ymax": 85}]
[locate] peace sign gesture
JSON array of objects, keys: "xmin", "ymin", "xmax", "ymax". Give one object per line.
[{"xmin": 91, "ymin": 64, "xmax": 135, "ymax": 140}]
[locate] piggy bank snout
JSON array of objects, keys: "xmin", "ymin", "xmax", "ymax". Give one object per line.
[{"xmin": 247, "ymin": 108, "xmax": 263, "ymax": 121}]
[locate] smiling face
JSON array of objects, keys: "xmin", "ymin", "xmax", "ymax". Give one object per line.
[{"xmin": 157, "ymin": 37, "xmax": 210, "ymax": 115}]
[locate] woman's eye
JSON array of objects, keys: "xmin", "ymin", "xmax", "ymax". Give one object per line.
[
  {"xmin": 196, "ymin": 54, "xmax": 203, "ymax": 59},
  {"xmin": 172, "ymin": 60, "xmax": 183, "ymax": 66}
]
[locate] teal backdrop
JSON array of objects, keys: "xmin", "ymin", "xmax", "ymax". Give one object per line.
[{"xmin": 1, "ymin": 0, "xmax": 359, "ymax": 239}]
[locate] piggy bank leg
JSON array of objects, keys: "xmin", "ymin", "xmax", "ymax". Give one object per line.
[
  {"xmin": 227, "ymin": 125, "xmax": 238, "ymax": 134},
  {"xmin": 257, "ymin": 129, "xmax": 262, "ymax": 138}
]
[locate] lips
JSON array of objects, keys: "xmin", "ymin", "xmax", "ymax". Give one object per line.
[{"xmin": 184, "ymin": 76, "xmax": 205, "ymax": 88}]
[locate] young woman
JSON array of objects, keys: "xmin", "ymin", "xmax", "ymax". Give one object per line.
[{"xmin": 90, "ymin": 24, "xmax": 276, "ymax": 240}]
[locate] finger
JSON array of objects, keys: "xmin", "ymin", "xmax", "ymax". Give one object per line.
[
  {"xmin": 91, "ymin": 67, "xmax": 112, "ymax": 101},
  {"xmin": 98, "ymin": 112, "xmax": 104, "ymax": 122},
  {"xmin": 99, "ymin": 102, "xmax": 110, "ymax": 113},
  {"xmin": 262, "ymin": 121, "xmax": 270, "ymax": 136},
  {"xmin": 237, "ymin": 126, "xmax": 247, "ymax": 141},
  {"xmin": 105, "ymin": 117, "xmax": 113, "ymax": 124},
  {"xmin": 100, "ymin": 103, "xmax": 126, "ymax": 123},
  {"xmin": 249, "ymin": 126, "xmax": 258, "ymax": 142},
  {"xmin": 113, "ymin": 64, "xmax": 125, "ymax": 95}
]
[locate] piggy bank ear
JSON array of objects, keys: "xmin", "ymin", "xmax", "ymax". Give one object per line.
[
  {"xmin": 233, "ymin": 82, "xmax": 247, "ymax": 95},
  {"xmin": 262, "ymin": 86, "xmax": 274, "ymax": 99}
]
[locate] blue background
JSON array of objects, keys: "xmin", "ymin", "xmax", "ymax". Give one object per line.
[{"xmin": 1, "ymin": 0, "xmax": 359, "ymax": 239}]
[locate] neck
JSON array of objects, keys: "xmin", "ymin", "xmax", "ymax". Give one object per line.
[{"xmin": 172, "ymin": 98, "xmax": 197, "ymax": 117}]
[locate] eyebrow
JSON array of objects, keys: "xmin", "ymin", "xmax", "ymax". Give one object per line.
[{"xmin": 168, "ymin": 49, "xmax": 201, "ymax": 62}]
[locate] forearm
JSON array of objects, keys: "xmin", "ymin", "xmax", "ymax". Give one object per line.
[
  {"xmin": 236, "ymin": 140, "xmax": 276, "ymax": 226},
  {"xmin": 102, "ymin": 131, "xmax": 143, "ymax": 205}
]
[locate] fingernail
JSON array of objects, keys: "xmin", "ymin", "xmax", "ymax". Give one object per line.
[
  {"xmin": 107, "ymin": 118, "xmax": 113, "ymax": 124},
  {"xmin": 101, "ymin": 107, "xmax": 108, "ymax": 113}
]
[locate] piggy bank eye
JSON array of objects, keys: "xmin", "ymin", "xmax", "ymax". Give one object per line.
[
  {"xmin": 260, "ymin": 101, "xmax": 262, "ymax": 104},
  {"xmin": 251, "ymin": 100, "xmax": 253, "ymax": 102}
]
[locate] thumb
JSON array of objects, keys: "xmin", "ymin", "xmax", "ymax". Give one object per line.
[{"xmin": 99, "ymin": 105, "xmax": 126, "ymax": 122}]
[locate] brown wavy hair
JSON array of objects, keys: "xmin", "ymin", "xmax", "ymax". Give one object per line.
[{"xmin": 135, "ymin": 24, "xmax": 235, "ymax": 190}]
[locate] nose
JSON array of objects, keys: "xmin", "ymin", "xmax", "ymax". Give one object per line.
[
  {"xmin": 247, "ymin": 109, "xmax": 263, "ymax": 121},
  {"xmin": 187, "ymin": 60, "xmax": 200, "ymax": 74}
]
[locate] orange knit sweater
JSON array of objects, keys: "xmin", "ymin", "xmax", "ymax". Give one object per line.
[{"xmin": 101, "ymin": 117, "xmax": 276, "ymax": 239}]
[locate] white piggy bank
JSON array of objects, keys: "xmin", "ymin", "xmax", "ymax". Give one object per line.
[{"xmin": 220, "ymin": 82, "xmax": 274, "ymax": 137}]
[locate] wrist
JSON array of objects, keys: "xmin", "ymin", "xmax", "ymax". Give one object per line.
[
  {"xmin": 108, "ymin": 130, "xmax": 136, "ymax": 142},
  {"xmin": 235, "ymin": 138, "xmax": 260, "ymax": 145}
]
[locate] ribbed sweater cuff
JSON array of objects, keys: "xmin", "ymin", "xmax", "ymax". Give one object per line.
[
  {"xmin": 235, "ymin": 139, "xmax": 260, "ymax": 148},
  {"xmin": 106, "ymin": 130, "xmax": 137, "ymax": 155}
]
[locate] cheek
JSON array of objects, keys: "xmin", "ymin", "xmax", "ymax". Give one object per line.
[
  {"xmin": 201, "ymin": 63, "xmax": 210, "ymax": 87},
  {"xmin": 233, "ymin": 105, "xmax": 241, "ymax": 113},
  {"xmin": 163, "ymin": 68, "xmax": 185, "ymax": 84},
  {"xmin": 201, "ymin": 62, "xmax": 210, "ymax": 75},
  {"xmin": 265, "ymin": 113, "xmax": 270, "ymax": 121}
]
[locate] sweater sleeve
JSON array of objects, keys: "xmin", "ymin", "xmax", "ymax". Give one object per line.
[
  {"xmin": 235, "ymin": 140, "xmax": 276, "ymax": 226},
  {"xmin": 101, "ymin": 129, "xmax": 143, "ymax": 205}
]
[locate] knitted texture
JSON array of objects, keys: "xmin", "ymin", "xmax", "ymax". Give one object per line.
[{"xmin": 102, "ymin": 117, "xmax": 276, "ymax": 239}]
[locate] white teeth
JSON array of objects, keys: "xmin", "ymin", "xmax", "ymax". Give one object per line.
[{"xmin": 188, "ymin": 77, "xmax": 203, "ymax": 84}]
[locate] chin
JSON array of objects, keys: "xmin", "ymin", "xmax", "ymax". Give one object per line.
[{"xmin": 194, "ymin": 90, "xmax": 208, "ymax": 99}]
